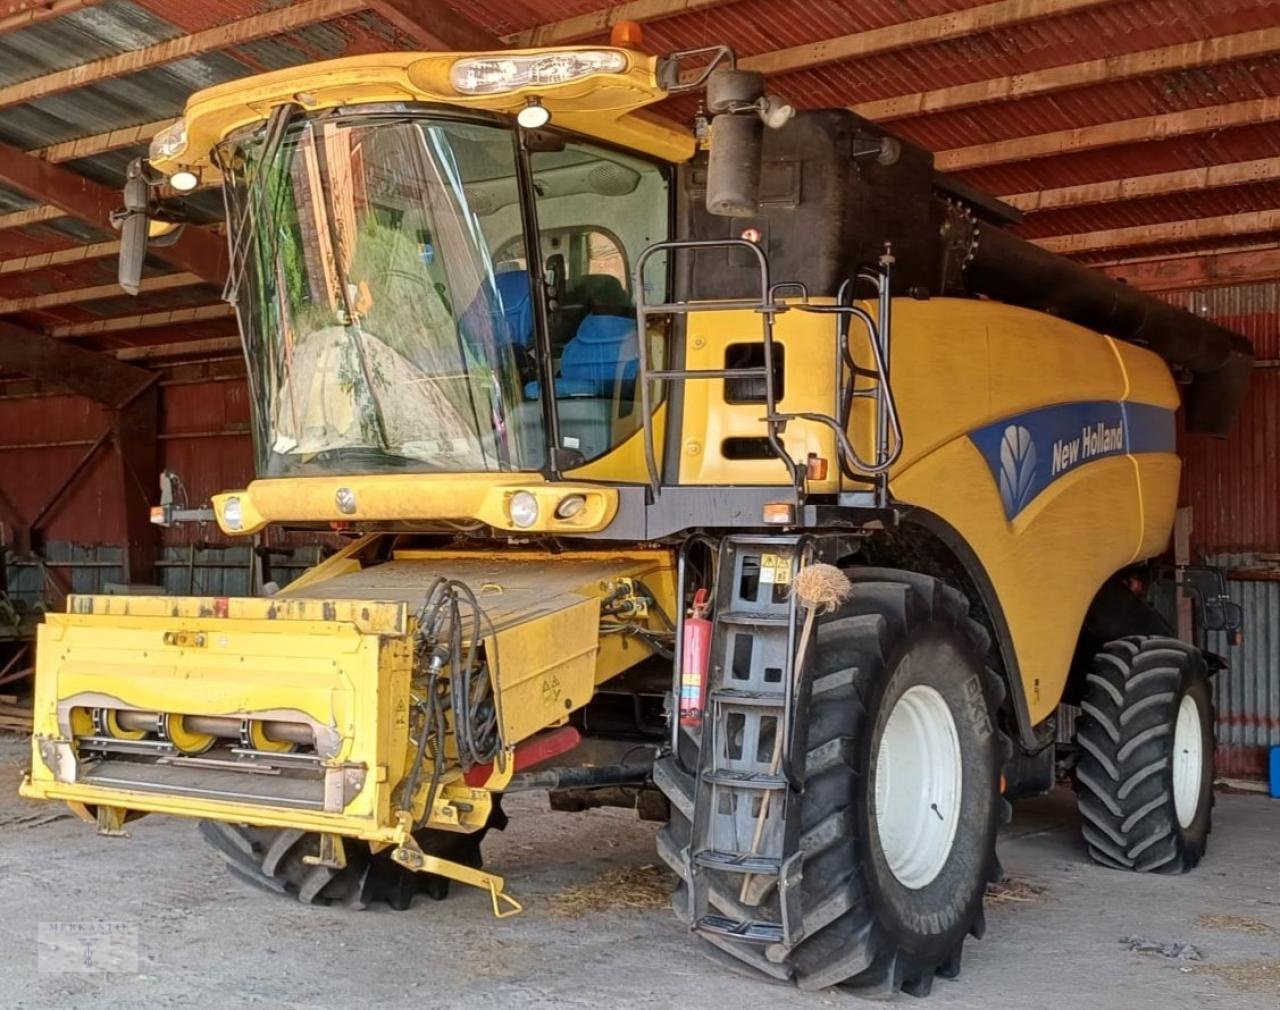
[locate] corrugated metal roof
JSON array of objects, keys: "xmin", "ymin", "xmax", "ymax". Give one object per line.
[
  {"xmin": 0, "ymin": 0, "xmax": 183, "ymax": 88},
  {"xmin": 0, "ymin": 0, "xmax": 1274, "ymax": 341}
]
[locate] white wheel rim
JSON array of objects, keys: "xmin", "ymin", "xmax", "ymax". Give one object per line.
[
  {"xmin": 874, "ymin": 685, "xmax": 963, "ymax": 889},
  {"xmin": 1172, "ymin": 694, "xmax": 1204, "ymax": 829}
]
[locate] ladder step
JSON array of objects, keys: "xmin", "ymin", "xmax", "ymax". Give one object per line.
[
  {"xmin": 695, "ymin": 915, "xmax": 784, "ymax": 945},
  {"xmin": 694, "ymin": 850, "xmax": 782, "ymax": 875},
  {"xmin": 717, "ymin": 610, "xmax": 790, "ymax": 627},
  {"xmin": 722, "ymin": 534, "xmax": 802, "ymax": 547},
  {"xmin": 707, "ymin": 768, "xmax": 787, "ymax": 790},
  {"xmin": 711, "ymin": 687, "xmax": 787, "ymax": 708}
]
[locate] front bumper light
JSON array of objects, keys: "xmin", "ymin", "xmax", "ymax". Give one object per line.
[
  {"xmin": 222, "ymin": 496, "xmax": 244, "ymax": 531},
  {"xmin": 507, "ymin": 490, "xmax": 539, "ymax": 529}
]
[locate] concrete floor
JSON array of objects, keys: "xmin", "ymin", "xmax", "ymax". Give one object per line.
[{"xmin": 1, "ymin": 734, "xmax": 1278, "ymax": 1010}]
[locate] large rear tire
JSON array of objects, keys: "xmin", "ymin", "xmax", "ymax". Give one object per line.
[
  {"xmin": 656, "ymin": 570, "xmax": 1010, "ymax": 995},
  {"xmin": 199, "ymin": 804, "xmax": 506, "ymax": 909},
  {"xmin": 1073, "ymin": 636, "xmax": 1214, "ymax": 872}
]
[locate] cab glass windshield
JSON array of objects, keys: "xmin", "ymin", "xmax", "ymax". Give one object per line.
[
  {"xmin": 221, "ymin": 109, "xmax": 669, "ymax": 478},
  {"xmin": 223, "ymin": 113, "xmax": 542, "ymax": 475}
]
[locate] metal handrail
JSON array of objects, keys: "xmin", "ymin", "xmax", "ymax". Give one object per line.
[
  {"xmin": 786, "ymin": 302, "xmax": 903, "ymax": 477},
  {"xmin": 632, "ymin": 239, "xmax": 901, "ymax": 504},
  {"xmin": 633, "ymin": 238, "xmax": 798, "ymax": 494},
  {"xmin": 783, "ymin": 255, "xmax": 903, "ymax": 504}
]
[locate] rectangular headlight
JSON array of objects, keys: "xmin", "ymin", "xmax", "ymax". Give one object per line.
[{"xmin": 450, "ymin": 50, "xmax": 628, "ymax": 95}]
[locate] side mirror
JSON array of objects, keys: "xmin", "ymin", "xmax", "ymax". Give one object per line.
[
  {"xmin": 116, "ymin": 158, "xmax": 152, "ymax": 296},
  {"xmin": 704, "ymin": 68, "xmax": 794, "ymax": 217},
  {"xmin": 1202, "ymin": 598, "xmax": 1244, "ymax": 634}
]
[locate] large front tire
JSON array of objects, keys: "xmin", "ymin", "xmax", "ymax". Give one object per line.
[
  {"xmin": 657, "ymin": 570, "xmax": 1010, "ymax": 995},
  {"xmin": 1074, "ymin": 636, "xmax": 1214, "ymax": 872}
]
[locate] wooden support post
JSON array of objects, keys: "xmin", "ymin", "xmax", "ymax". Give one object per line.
[{"xmin": 112, "ymin": 385, "xmax": 160, "ymax": 587}]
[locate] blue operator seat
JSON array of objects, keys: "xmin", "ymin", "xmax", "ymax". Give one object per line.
[
  {"xmin": 459, "ymin": 269, "xmax": 534, "ymax": 353},
  {"xmin": 493, "ymin": 269, "xmax": 534, "ymax": 348},
  {"xmin": 523, "ymin": 312, "xmax": 640, "ymax": 460}
]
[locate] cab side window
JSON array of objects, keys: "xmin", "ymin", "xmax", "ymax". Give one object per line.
[{"xmin": 520, "ymin": 138, "xmax": 670, "ymax": 464}]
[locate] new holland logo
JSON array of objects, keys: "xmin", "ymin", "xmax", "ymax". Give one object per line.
[
  {"xmin": 971, "ymin": 401, "xmax": 1175, "ymax": 521},
  {"xmin": 1050, "ymin": 421, "xmax": 1124, "ymax": 476},
  {"xmin": 998, "ymin": 425, "xmax": 1037, "ymax": 517}
]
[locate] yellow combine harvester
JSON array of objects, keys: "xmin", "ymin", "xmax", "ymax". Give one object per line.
[{"xmin": 21, "ymin": 32, "xmax": 1252, "ymax": 995}]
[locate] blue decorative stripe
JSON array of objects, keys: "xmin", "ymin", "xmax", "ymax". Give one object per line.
[{"xmin": 968, "ymin": 400, "xmax": 1177, "ymax": 520}]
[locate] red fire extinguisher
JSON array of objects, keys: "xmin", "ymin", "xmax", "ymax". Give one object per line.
[{"xmin": 680, "ymin": 588, "xmax": 713, "ymax": 728}]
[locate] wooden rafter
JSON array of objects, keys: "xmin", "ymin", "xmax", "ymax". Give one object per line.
[
  {"xmin": 0, "ymin": 0, "xmax": 366, "ymax": 111},
  {"xmin": 936, "ymin": 96, "xmax": 1280, "ymax": 171},
  {"xmin": 0, "ymin": 205, "xmax": 66, "ymax": 231},
  {"xmin": 855, "ymin": 27, "xmax": 1280, "ymax": 122},
  {"xmin": 1104, "ymin": 245, "xmax": 1280, "ymax": 293},
  {"xmin": 0, "ymin": 241, "xmax": 119, "ymax": 276},
  {"xmin": 115, "ymin": 336, "xmax": 242, "ymax": 361},
  {"xmin": 365, "ymin": 0, "xmax": 501, "ymax": 50},
  {"xmin": 1036, "ymin": 209, "xmax": 1280, "ymax": 255},
  {"xmin": 0, "ymin": 0, "xmax": 100, "ymax": 37},
  {"xmin": 32, "ymin": 120, "xmax": 170, "ymax": 165},
  {"xmin": 49, "ymin": 304, "xmax": 234, "ymax": 339},
  {"xmin": 0, "ymin": 319, "xmax": 153, "ymax": 407},
  {"xmin": 1092, "ymin": 241, "xmax": 1280, "ymax": 269},
  {"xmin": 743, "ymin": 0, "xmax": 1117, "ymax": 78},
  {"xmin": 0, "ymin": 273, "xmax": 201, "ymax": 315},
  {"xmin": 505, "ymin": 0, "xmax": 740, "ymax": 47},
  {"xmin": 1004, "ymin": 158, "xmax": 1280, "ymax": 212}
]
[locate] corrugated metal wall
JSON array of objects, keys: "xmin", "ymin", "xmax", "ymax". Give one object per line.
[
  {"xmin": 5, "ymin": 542, "xmax": 319, "ymax": 606},
  {"xmin": 0, "ymin": 357, "xmax": 255, "ymax": 549},
  {"xmin": 0, "ymin": 355, "xmax": 324, "ymax": 608},
  {"xmin": 1203, "ymin": 554, "xmax": 1280, "ymax": 779},
  {"xmin": 1169, "ymin": 282, "xmax": 1280, "ymax": 554},
  {"xmin": 1168, "ymin": 282, "xmax": 1280, "ymax": 779}
]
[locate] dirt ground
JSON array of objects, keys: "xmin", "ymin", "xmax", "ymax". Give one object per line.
[{"xmin": 1, "ymin": 734, "xmax": 1277, "ymax": 1010}]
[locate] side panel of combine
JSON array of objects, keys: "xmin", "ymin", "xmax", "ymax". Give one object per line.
[
  {"xmin": 885, "ymin": 299, "xmax": 1181, "ymax": 724},
  {"xmin": 675, "ymin": 307, "xmax": 841, "ymax": 492}
]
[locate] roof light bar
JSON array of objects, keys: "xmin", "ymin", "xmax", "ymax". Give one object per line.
[{"xmin": 451, "ymin": 50, "xmax": 628, "ymax": 96}]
